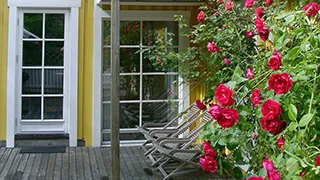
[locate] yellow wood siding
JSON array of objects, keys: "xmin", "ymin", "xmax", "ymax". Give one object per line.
[{"xmin": 0, "ymin": 0, "xmax": 8, "ymax": 141}]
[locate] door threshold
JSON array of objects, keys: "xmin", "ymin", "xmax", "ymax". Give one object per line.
[{"xmin": 15, "ymin": 133, "xmax": 69, "ymax": 140}]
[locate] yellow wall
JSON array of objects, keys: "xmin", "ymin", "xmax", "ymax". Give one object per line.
[{"xmin": 0, "ymin": 0, "xmax": 8, "ymax": 141}]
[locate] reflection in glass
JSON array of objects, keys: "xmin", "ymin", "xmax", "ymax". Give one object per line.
[
  {"xmin": 22, "ymin": 97, "xmax": 41, "ymax": 119},
  {"xmin": 24, "ymin": 13, "xmax": 42, "ymax": 39},
  {"xmin": 103, "ymin": 20, "xmax": 111, "ymax": 46},
  {"xmin": 143, "ymin": 21, "xmax": 178, "ymax": 46},
  {"xmin": 23, "ymin": 41, "xmax": 42, "ymax": 66},
  {"xmin": 45, "ymin": 41, "xmax": 64, "ymax": 66},
  {"xmin": 143, "ymin": 75, "xmax": 178, "ymax": 100},
  {"xmin": 142, "ymin": 102, "xmax": 178, "ymax": 125},
  {"xmin": 102, "ymin": 75, "xmax": 110, "ymax": 101},
  {"xmin": 44, "ymin": 69, "xmax": 64, "ymax": 94},
  {"xmin": 102, "ymin": 103, "xmax": 110, "ymax": 129},
  {"xmin": 22, "ymin": 69, "xmax": 42, "ymax": 94},
  {"xmin": 120, "ymin": 48, "xmax": 140, "ymax": 73},
  {"xmin": 102, "ymin": 48, "xmax": 110, "ymax": 73},
  {"xmin": 120, "ymin": 21, "xmax": 140, "ymax": 45},
  {"xmin": 119, "ymin": 75, "xmax": 140, "ymax": 100},
  {"xmin": 142, "ymin": 49, "xmax": 178, "ymax": 72},
  {"xmin": 45, "ymin": 14, "xmax": 65, "ymax": 39},
  {"xmin": 44, "ymin": 97, "xmax": 63, "ymax": 119}
]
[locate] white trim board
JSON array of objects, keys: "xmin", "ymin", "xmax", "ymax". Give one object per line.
[{"xmin": 8, "ymin": 0, "xmax": 81, "ymax": 7}]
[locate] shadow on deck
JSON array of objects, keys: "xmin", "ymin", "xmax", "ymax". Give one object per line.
[{"xmin": 0, "ymin": 146, "xmax": 230, "ymax": 180}]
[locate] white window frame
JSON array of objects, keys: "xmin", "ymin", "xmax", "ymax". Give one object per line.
[
  {"xmin": 92, "ymin": 6, "xmax": 190, "ymax": 147},
  {"xmin": 6, "ymin": 0, "xmax": 80, "ymax": 147}
]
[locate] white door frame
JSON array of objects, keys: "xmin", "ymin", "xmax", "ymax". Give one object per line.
[
  {"xmin": 6, "ymin": 1, "xmax": 80, "ymax": 147},
  {"xmin": 92, "ymin": 4, "xmax": 191, "ymax": 147}
]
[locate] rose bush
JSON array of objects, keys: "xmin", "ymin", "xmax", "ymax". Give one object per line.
[{"xmin": 143, "ymin": 0, "xmax": 320, "ymax": 179}]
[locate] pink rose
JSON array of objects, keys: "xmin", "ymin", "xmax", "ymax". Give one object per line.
[
  {"xmin": 209, "ymin": 104, "xmax": 222, "ymax": 120},
  {"xmin": 268, "ymin": 50, "xmax": 282, "ymax": 70},
  {"xmin": 277, "ymin": 137, "xmax": 285, "ymax": 151},
  {"xmin": 223, "ymin": 25, "xmax": 227, "ymax": 29},
  {"xmin": 215, "ymin": 11, "xmax": 220, "ymax": 16},
  {"xmin": 207, "ymin": 41, "xmax": 220, "ymax": 53},
  {"xmin": 223, "ymin": 58, "xmax": 231, "ymax": 65},
  {"xmin": 197, "ymin": 11, "xmax": 205, "ymax": 22},
  {"xmin": 268, "ymin": 171, "xmax": 281, "ymax": 180},
  {"xmin": 262, "ymin": 157, "xmax": 275, "ymax": 173},
  {"xmin": 302, "ymin": 2, "xmax": 320, "ymax": 16},
  {"xmin": 157, "ymin": 58, "xmax": 162, "ymax": 63},
  {"xmin": 316, "ymin": 156, "xmax": 320, "ymax": 166},
  {"xmin": 245, "ymin": 0, "xmax": 255, "ymax": 8},
  {"xmin": 248, "ymin": 177, "xmax": 264, "ymax": 180},
  {"xmin": 255, "ymin": 7, "xmax": 264, "ymax": 18},
  {"xmin": 268, "ymin": 73, "xmax": 292, "ymax": 95},
  {"xmin": 215, "ymin": 84, "xmax": 234, "ymax": 107},
  {"xmin": 245, "ymin": 30, "xmax": 254, "ymax": 39},
  {"xmin": 251, "ymin": 133, "xmax": 257, "ymax": 139},
  {"xmin": 196, "ymin": 99, "xmax": 206, "ymax": 110},
  {"xmin": 246, "ymin": 67, "xmax": 254, "ymax": 80},
  {"xmin": 225, "ymin": 0, "xmax": 234, "ymax": 11},
  {"xmin": 251, "ymin": 88, "xmax": 261, "ymax": 108},
  {"xmin": 255, "ymin": 18, "xmax": 264, "ymax": 32},
  {"xmin": 258, "ymin": 27, "xmax": 270, "ymax": 41},
  {"xmin": 265, "ymin": 0, "xmax": 272, "ymax": 6},
  {"xmin": 200, "ymin": 156, "xmax": 218, "ymax": 174},
  {"xmin": 216, "ymin": 108, "xmax": 239, "ymax": 128},
  {"xmin": 261, "ymin": 99, "xmax": 282, "ymax": 119}
]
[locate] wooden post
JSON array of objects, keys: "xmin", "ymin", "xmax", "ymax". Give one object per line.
[{"xmin": 110, "ymin": 0, "xmax": 120, "ymax": 180}]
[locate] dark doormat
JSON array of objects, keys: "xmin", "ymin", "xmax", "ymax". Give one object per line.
[{"xmin": 19, "ymin": 146, "xmax": 66, "ymax": 154}]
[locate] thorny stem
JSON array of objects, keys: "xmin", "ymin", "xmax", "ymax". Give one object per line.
[{"xmin": 284, "ymin": 150, "xmax": 314, "ymax": 167}]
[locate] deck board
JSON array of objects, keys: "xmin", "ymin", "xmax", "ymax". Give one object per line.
[{"xmin": 0, "ymin": 146, "xmax": 230, "ymax": 180}]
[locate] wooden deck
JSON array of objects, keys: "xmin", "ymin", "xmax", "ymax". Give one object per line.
[{"xmin": 0, "ymin": 146, "xmax": 228, "ymax": 180}]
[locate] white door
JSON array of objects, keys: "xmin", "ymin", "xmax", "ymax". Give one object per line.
[{"xmin": 17, "ymin": 10, "xmax": 69, "ymax": 134}]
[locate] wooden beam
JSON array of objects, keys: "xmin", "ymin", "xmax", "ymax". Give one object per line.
[{"xmin": 110, "ymin": 0, "xmax": 120, "ymax": 180}]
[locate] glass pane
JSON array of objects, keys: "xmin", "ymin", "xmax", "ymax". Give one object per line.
[
  {"xmin": 22, "ymin": 97, "xmax": 41, "ymax": 119},
  {"xmin": 142, "ymin": 49, "xmax": 178, "ymax": 72},
  {"xmin": 120, "ymin": 75, "xmax": 140, "ymax": 100},
  {"xmin": 102, "ymin": 103, "xmax": 110, "ymax": 129},
  {"xmin": 44, "ymin": 97, "xmax": 63, "ymax": 119},
  {"xmin": 143, "ymin": 75, "xmax": 178, "ymax": 100},
  {"xmin": 120, "ymin": 21, "xmax": 140, "ymax": 45},
  {"xmin": 143, "ymin": 21, "xmax": 178, "ymax": 46},
  {"xmin": 102, "ymin": 75, "xmax": 110, "ymax": 101},
  {"xmin": 44, "ymin": 69, "xmax": 64, "ymax": 94},
  {"xmin": 120, "ymin": 48, "xmax": 140, "ymax": 73},
  {"xmin": 45, "ymin": 14, "xmax": 65, "ymax": 39},
  {"xmin": 103, "ymin": 20, "xmax": 111, "ymax": 46},
  {"xmin": 23, "ymin": 13, "xmax": 42, "ymax": 39},
  {"xmin": 45, "ymin": 41, "xmax": 64, "ymax": 66},
  {"xmin": 22, "ymin": 69, "xmax": 42, "ymax": 94},
  {"xmin": 120, "ymin": 103, "xmax": 140, "ymax": 128},
  {"xmin": 142, "ymin": 102, "xmax": 178, "ymax": 125},
  {"xmin": 102, "ymin": 133, "xmax": 144, "ymax": 141},
  {"xmin": 23, "ymin": 41, "xmax": 42, "ymax": 66},
  {"xmin": 102, "ymin": 48, "xmax": 110, "ymax": 73}
]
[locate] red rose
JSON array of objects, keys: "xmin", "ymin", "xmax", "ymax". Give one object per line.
[
  {"xmin": 197, "ymin": 11, "xmax": 205, "ymax": 22},
  {"xmin": 200, "ymin": 156, "xmax": 218, "ymax": 174},
  {"xmin": 245, "ymin": 30, "xmax": 254, "ymax": 39},
  {"xmin": 246, "ymin": 67, "xmax": 254, "ymax": 80},
  {"xmin": 255, "ymin": 18, "xmax": 264, "ymax": 32},
  {"xmin": 245, "ymin": 0, "xmax": 255, "ymax": 8},
  {"xmin": 225, "ymin": 0, "xmax": 234, "ymax": 11},
  {"xmin": 251, "ymin": 88, "xmax": 261, "ymax": 108},
  {"xmin": 268, "ymin": 73, "xmax": 292, "ymax": 95},
  {"xmin": 277, "ymin": 137, "xmax": 284, "ymax": 151},
  {"xmin": 248, "ymin": 177, "xmax": 264, "ymax": 180},
  {"xmin": 209, "ymin": 104, "xmax": 222, "ymax": 120},
  {"xmin": 215, "ymin": 84, "xmax": 234, "ymax": 106},
  {"xmin": 218, "ymin": 0, "xmax": 223, "ymax": 3},
  {"xmin": 316, "ymin": 156, "xmax": 320, "ymax": 166},
  {"xmin": 260, "ymin": 117, "xmax": 286, "ymax": 135},
  {"xmin": 300, "ymin": 171, "xmax": 306, "ymax": 178},
  {"xmin": 216, "ymin": 108, "xmax": 239, "ymax": 128},
  {"xmin": 261, "ymin": 99, "xmax": 282, "ymax": 119},
  {"xmin": 202, "ymin": 141, "xmax": 211, "ymax": 150},
  {"xmin": 258, "ymin": 27, "xmax": 270, "ymax": 41},
  {"xmin": 268, "ymin": 50, "xmax": 282, "ymax": 70},
  {"xmin": 268, "ymin": 171, "xmax": 281, "ymax": 180},
  {"xmin": 196, "ymin": 99, "xmax": 206, "ymax": 110},
  {"xmin": 255, "ymin": 7, "xmax": 264, "ymax": 18},
  {"xmin": 202, "ymin": 141, "xmax": 217, "ymax": 158},
  {"xmin": 302, "ymin": 2, "xmax": 320, "ymax": 17},
  {"xmin": 223, "ymin": 58, "xmax": 231, "ymax": 65},
  {"xmin": 265, "ymin": 0, "xmax": 272, "ymax": 6},
  {"xmin": 262, "ymin": 157, "xmax": 275, "ymax": 173}
]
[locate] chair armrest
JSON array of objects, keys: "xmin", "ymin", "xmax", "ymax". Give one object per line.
[
  {"xmin": 158, "ymin": 138, "xmax": 191, "ymax": 146},
  {"xmin": 149, "ymin": 129, "xmax": 178, "ymax": 136},
  {"xmin": 170, "ymin": 149, "xmax": 200, "ymax": 155},
  {"xmin": 142, "ymin": 123, "xmax": 168, "ymax": 128}
]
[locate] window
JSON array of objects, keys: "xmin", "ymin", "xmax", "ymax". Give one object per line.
[{"xmin": 101, "ymin": 20, "xmax": 181, "ymax": 143}]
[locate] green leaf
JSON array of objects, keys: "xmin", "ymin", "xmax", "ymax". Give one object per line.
[
  {"xmin": 288, "ymin": 104, "xmax": 298, "ymax": 121},
  {"xmin": 298, "ymin": 113, "xmax": 314, "ymax": 127},
  {"xmin": 286, "ymin": 158, "xmax": 299, "ymax": 172},
  {"xmin": 288, "ymin": 47, "xmax": 300, "ymax": 59},
  {"xmin": 218, "ymin": 137, "xmax": 227, "ymax": 146},
  {"xmin": 288, "ymin": 122, "xmax": 297, "ymax": 132},
  {"xmin": 226, "ymin": 81, "xmax": 237, "ymax": 90},
  {"xmin": 274, "ymin": 34, "xmax": 285, "ymax": 50},
  {"xmin": 285, "ymin": 14, "xmax": 295, "ymax": 25},
  {"xmin": 258, "ymin": 168, "xmax": 267, "ymax": 178},
  {"xmin": 231, "ymin": 65, "xmax": 247, "ymax": 84},
  {"xmin": 292, "ymin": 176, "xmax": 303, "ymax": 180}
]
